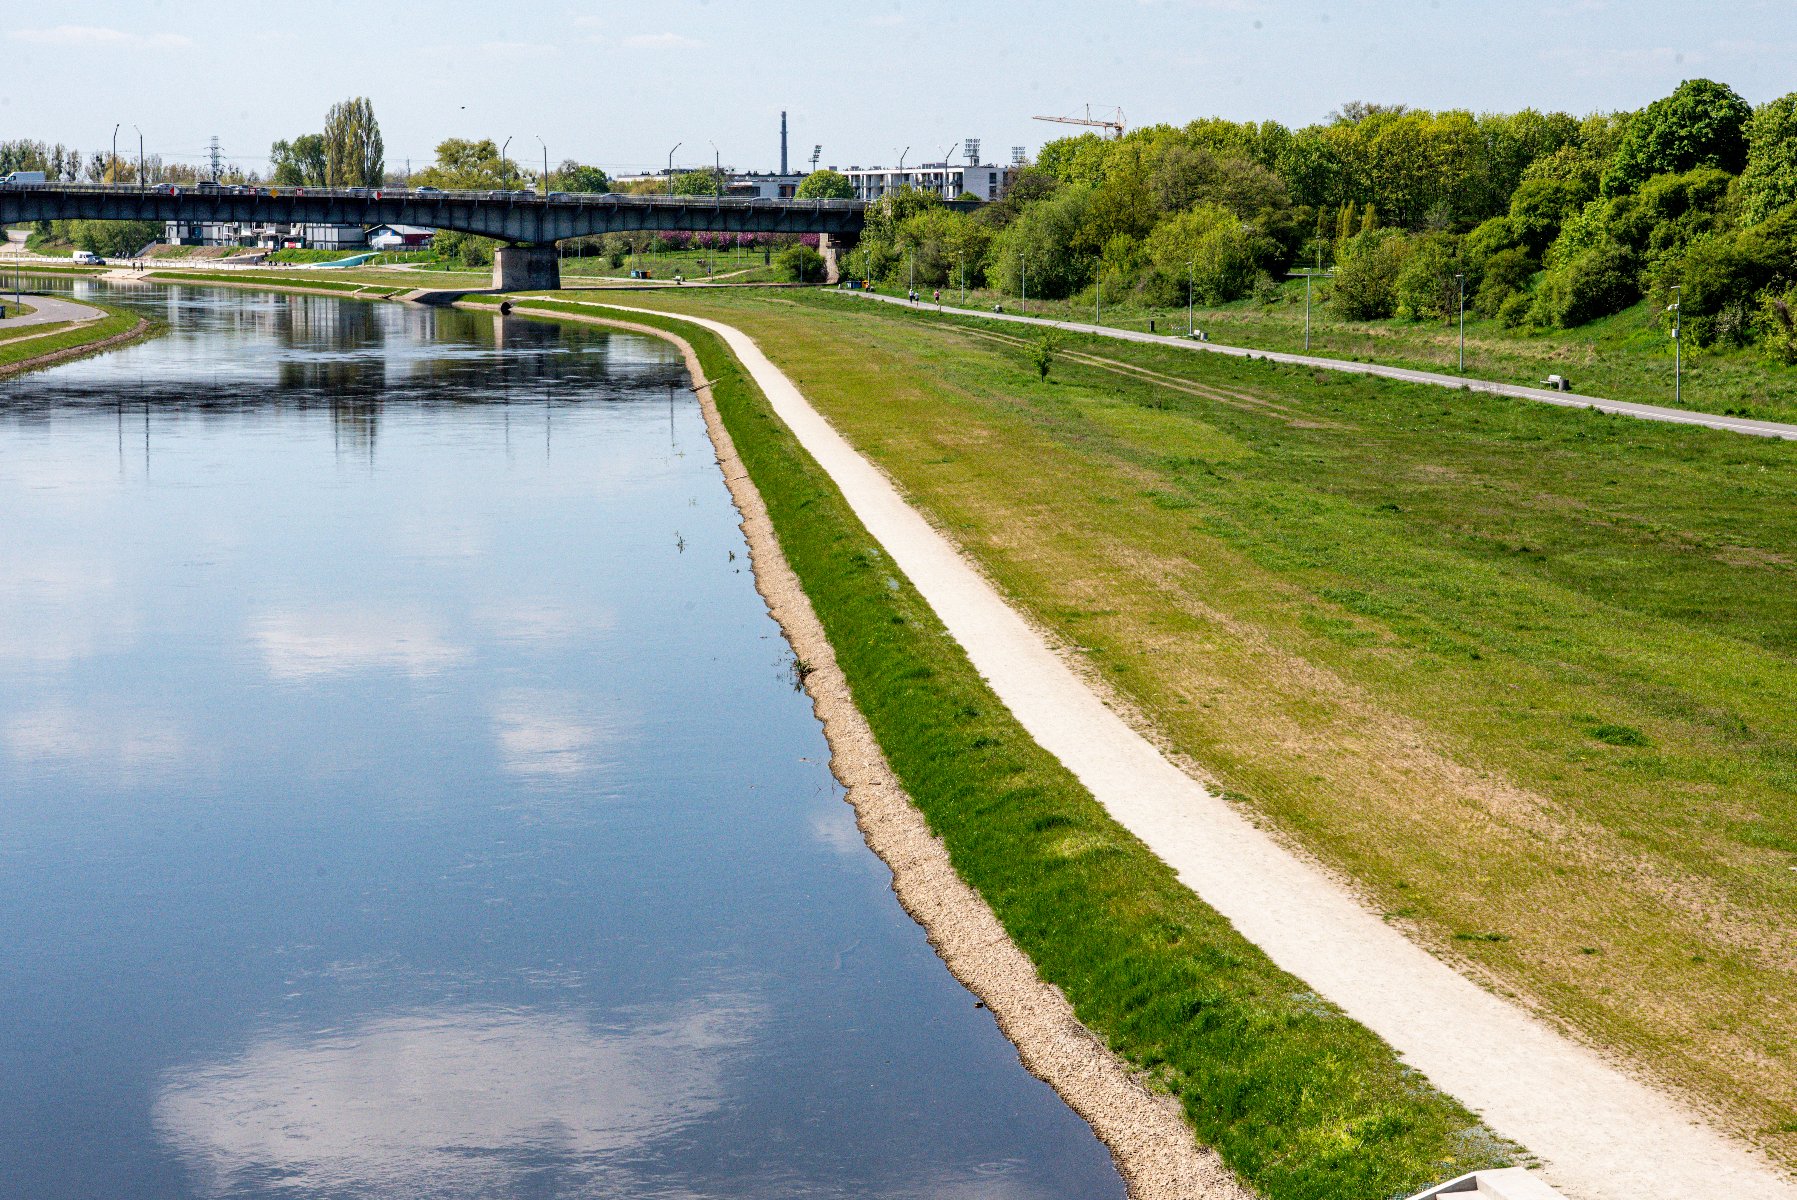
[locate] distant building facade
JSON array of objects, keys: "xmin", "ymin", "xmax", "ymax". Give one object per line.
[
  {"xmin": 844, "ymin": 161, "xmax": 1016, "ymax": 203},
  {"xmin": 163, "ymin": 221, "xmax": 381, "ymax": 250}
]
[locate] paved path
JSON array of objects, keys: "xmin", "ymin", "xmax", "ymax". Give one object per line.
[
  {"xmin": 0, "ymin": 293, "xmax": 104, "ymax": 327},
  {"xmin": 581, "ymin": 299, "xmax": 1797, "ymax": 1200},
  {"xmin": 849, "ymin": 289, "xmax": 1797, "ymax": 441}
]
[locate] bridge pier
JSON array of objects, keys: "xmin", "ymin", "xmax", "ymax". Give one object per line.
[{"xmin": 493, "ymin": 244, "xmax": 560, "ymax": 292}]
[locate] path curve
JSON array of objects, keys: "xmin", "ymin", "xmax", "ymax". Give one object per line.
[
  {"xmin": 0, "ymin": 293, "xmax": 104, "ymax": 327},
  {"xmin": 847, "ymin": 289, "xmax": 1797, "ymax": 441},
  {"xmin": 591, "ymin": 299, "xmax": 1797, "ymax": 1200}
]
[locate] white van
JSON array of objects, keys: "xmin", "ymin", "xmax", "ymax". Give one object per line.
[
  {"xmin": 72, "ymin": 250, "xmax": 105, "ymax": 265},
  {"xmin": 1, "ymin": 171, "xmax": 47, "ymax": 185}
]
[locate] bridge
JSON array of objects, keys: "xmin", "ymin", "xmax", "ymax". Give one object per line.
[{"xmin": 0, "ymin": 183, "xmax": 887, "ymax": 289}]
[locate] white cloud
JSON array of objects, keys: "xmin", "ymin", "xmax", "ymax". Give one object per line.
[
  {"xmin": 9, "ymin": 25, "xmax": 190, "ymax": 48},
  {"xmin": 621, "ymin": 32, "xmax": 703, "ymax": 50},
  {"xmin": 249, "ymin": 608, "xmax": 466, "ymax": 681},
  {"xmin": 0, "ymin": 552, "xmax": 136, "ymax": 668},
  {"xmin": 153, "ymin": 1000, "xmax": 756, "ymax": 1198}
]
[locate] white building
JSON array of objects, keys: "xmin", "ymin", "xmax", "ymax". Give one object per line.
[
  {"xmin": 844, "ymin": 160, "xmax": 1016, "ymax": 203},
  {"xmin": 163, "ymin": 221, "xmax": 368, "ymax": 249}
]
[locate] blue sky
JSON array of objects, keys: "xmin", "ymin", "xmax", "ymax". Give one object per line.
[{"xmin": 3, "ymin": 0, "xmax": 1794, "ymax": 176}]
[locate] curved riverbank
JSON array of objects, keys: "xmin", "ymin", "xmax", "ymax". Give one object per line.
[
  {"xmin": 466, "ymin": 296, "xmax": 1520, "ymax": 1200},
  {"xmin": 569, "ymin": 309, "xmax": 1252, "ymax": 1200},
  {"xmin": 0, "ymin": 299, "xmax": 157, "ymax": 379}
]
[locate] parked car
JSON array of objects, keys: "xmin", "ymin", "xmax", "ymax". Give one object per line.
[
  {"xmin": 72, "ymin": 250, "xmax": 105, "ymax": 265},
  {"xmin": 196, "ymin": 181, "xmax": 224, "ymax": 193}
]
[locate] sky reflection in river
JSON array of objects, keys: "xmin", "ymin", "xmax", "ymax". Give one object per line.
[{"xmin": 0, "ymin": 282, "xmax": 1125, "ymax": 1199}]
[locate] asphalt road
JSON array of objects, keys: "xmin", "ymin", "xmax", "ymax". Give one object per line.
[
  {"xmin": 851, "ymin": 289, "xmax": 1797, "ymax": 442},
  {"xmin": 0, "ymin": 293, "xmax": 104, "ymax": 327}
]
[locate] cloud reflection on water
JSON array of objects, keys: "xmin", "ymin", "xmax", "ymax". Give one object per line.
[
  {"xmin": 153, "ymin": 998, "xmax": 756, "ymax": 1199},
  {"xmin": 250, "ymin": 608, "xmax": 467, "ymax": 681}
]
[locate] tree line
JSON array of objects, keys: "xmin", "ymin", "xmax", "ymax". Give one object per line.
[{"xmin": 845, "ymin": 79, "xmax": 1797, "ymax": 361}]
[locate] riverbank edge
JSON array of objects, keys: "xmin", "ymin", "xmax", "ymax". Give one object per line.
[
  {"xmin": 467, "ymin": 300, "xmax": 1255, "ymax": 1200},
  {"xmin": 0, "ymin": 310, "xmax": 157, "ymax": 380}
]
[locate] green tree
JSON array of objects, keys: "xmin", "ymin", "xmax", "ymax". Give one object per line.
[
  {"xmin": 670, "ymin": 170, "xmax": 723, "ymax": 196},
  {"xmin": 1330, "ymin": 229, "xmax": 1411, "ymax": 319},
  {"xmin": 1394, "ymin": 233, "xmax": 1463, "ymax": 321},
  {"xmin": 556, "ymin": 162, "xmax": 611, "ymax": 193},
  {"xmin": 1740, "ymin": 93, "xmax": 1797, "ymax": 225},
  {"xmin": 1601, "ymin": 79, "xmax": 1751, "ymax": 197},
  {"xmin": 987, "ymin": 184, "xmax": 1094, "ymax": 298},
  {"xmin": 412, "ymin": 139, "xmax": 522, "ymax": 190},
  {"xmin": 1142, "ymin": 204, "xmax": 1262, "ymax": 305},
  {"xmin": 775, "ymin": 242, "xmax": 824, "ymax": 282},
  {"xmin": 796, "ymin": 169, "xmax": 854, "ymax": 200},
  {"xmin": 322, "ymin": 97, "xmax": 384, "ymax": 187},
  {"xmin": 270, "ymin": 134, "xmax": 328, "ymax": 187}
]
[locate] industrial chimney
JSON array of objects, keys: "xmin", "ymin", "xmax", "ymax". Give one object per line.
[{"xmin": 781, "ymin": 111, "xmax": 789, "ymax": 175}]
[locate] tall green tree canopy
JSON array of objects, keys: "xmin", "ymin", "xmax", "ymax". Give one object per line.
[
  {"xmin": 269, "ymin": 134, "xmax": 327, "ymax": 186},
  {"xmin": 411, "ymin": 139, "xmax": 523, "ymax": 190},
  {"xmin": 1601, "ymin": 78, "xmax": 1751, "ymax": 196},
  {"xmin": 555, "ymin": 161, "xmax": 611, "ymax": 192},
  {"xmin": 322, "ymin": 97, "xmax": 384, "ymax": 187},
  {"xmin": 1740, "ymin": 93, "xmax": 1797, "ymax": 225},
  {"xmin": 796, "ymin": 169, "xmax": 854, "ymax": 200}
]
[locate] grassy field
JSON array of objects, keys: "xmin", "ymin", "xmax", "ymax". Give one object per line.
[
  {"xmin": 467, "ymin": 293, "xmax": 1518, "ymax": 1197},
  {"xmin": 897, "ymin": 278, "xmax": 1797, "ymax": 426},
  {"xmin": 141, "ymin": 270, "xmax": 406, "ymax": 297},
  {"xmin": 572, "ymin": 287, "xmax": 1797, "ymax": 1166},
  {"xmin": 557, "ymin": 245, "xmax": 783, "ymax": 282},
  {"xmin": 0, "ymin": 301, "xmax": 149, "ymax": 372},
  {"xmin": 0, "ymin": 299, "xmax": 33, "ymax": 319},
  {"xmin": 0, "ymin": 320, "xmax": 73, "ymax": 344}
]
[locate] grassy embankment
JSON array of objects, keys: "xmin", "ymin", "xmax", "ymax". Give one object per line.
[
  {"xmin": 563, "ymin": 287, "xmax": 1797, "ymax": 1164},
  {"xmin": 463, "ymin": 292, "xmax": 1518, "ymax": 1198},
  {"xmin": 0, "ymin": 300, "xmax": 153, "ymax": 372},
  {"xmin": 141, "ymin": 270, "xmax": 406, "ymax": 297},
  {"xmin": 897, "ymin": 278, "xmax": 1797, "ymax": 425}
]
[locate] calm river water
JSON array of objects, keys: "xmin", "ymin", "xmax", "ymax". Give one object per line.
[{"xmin": 0, "ymin": 282, "xmax": 1125, "ymax": 1199}]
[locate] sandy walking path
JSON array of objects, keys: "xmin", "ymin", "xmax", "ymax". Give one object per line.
[{"xmin": 591, "ymin": 300, "xmax": 1797, "ymax": 1200}]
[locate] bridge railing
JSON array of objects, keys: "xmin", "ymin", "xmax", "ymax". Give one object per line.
[{"xmin": 0, "ymin": 180, "xmax": 865, "ymax": 211}]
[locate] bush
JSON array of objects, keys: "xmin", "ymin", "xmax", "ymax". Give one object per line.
[
  {"xmin": 1529, "ymin": 239, "xmax": 1637, "ymax": 327},
  {"xmin": 1473, "ymin": 248, "xmax": 1536, "ymax": 317},
  {"xmin": 1141, "ymin": 203, "xmax": 1263, "ymax": 306},
  {"xmin": 1758, "ymin": 287, "xmax": 1797, "ymax": 365},
  {"xmin": 1330, "ymin": 229, "xmax": 1410, "ymax": 320},
  {"xmin": 1664, "ymin": 204, "xmax": 1797, "ymax": 343},
  {"xmin": 1394, "ymin": 234, "xmax": 1461, "ymax": 321},
  {"xmin": 1497, "ymin": 290, "xmax": 1532, "ymax": 328},
  {"xmin": 774, "ymin": 242, "xmax": 824, "ymax": 283}
]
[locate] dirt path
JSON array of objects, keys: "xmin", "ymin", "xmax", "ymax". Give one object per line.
[{"xmin": 590, "ymin": 301, "xmax": 1797, "ymax": 1200}]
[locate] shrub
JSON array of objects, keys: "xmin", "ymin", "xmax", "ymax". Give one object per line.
[
  {"xmin": 1497, "ymin": 290, "xmax": 1532, "ymax": 328},
  {"xmin": 1529, "ymin": 239, "xmax": 1637, "ymax": 327},
  {"xmin": 1394, "ymin": 234, "xmax": 1462, "ymax": 322},
  {"xmin": 1474, "ymin": 248, "xmax": 1536, "ymax": 317},
  {"xmin": 774, "ymin": 242, "xmax": 825, "ymax": 283},
  {"xmin": 1142, "ymin": 203, "xmax": 1263, "ymax": 305},
  {"xmin": 1330, "ymin": 229, "xmax": 1410, "ymax": 320},
  {"xmin": 1758, "ymin": 287, "xmax": 1797, "ymax": 365}
]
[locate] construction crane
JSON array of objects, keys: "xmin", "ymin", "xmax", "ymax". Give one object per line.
[{"xmin": 1032, "ymin": 105, "xmax": 1126, "ymax": 140}]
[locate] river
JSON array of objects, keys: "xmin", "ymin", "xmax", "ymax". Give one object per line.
[{"xmin": 0, "ymin": 281, "xmax": 1126, "ymax": 1199}]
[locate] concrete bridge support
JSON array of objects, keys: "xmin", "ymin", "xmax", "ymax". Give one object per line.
[{"xmin": 493, "ymin": 244, "xmax": 560, "ymax": 292}]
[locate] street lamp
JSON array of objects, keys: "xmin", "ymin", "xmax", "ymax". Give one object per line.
[
  {"xmin": 666, "ymin": 142, "xmax": 682, "ymax": 195},
  {"xmin": 1094, "ymin": 254, "xmax": 1102, "ymax": 326},
  {"xmin": 133, "ymin": 125, "xmax": 144, "ymax": 191},
  {"xmin": 709, "ymin": 140, "xmax": 721, "ymax": 193},
  {"xmin": 1456, "ymin": 272, "xmax": 1466, "ymax": 373},
  {"xmin": 1018, "ymin": 252, "xmax": 1027, "ymax": 305},
  {"xmin": 111, "ymin": 123, "xmax": 120, "ymax": 186},
  {"xmin": 1668, "ymin": 285, "xmax": 1682, "ymax": 405},
  {"xmin": 500, "ymin": 136, "xmax": 513, "ymax": 187},
  {"xmin": 537, "ymin": 136, "xmax": 548, "ymax": 195}
]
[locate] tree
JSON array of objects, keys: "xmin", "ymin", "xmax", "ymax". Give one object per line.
[
  {"xmin": 270, "ymin": 134, "xmax": 327, "ymax": 186},
  {"xmin": 1601, "ymin": 79, "xmax": 1751, "ymax": 197},
  {"xmin": 322, "ymin": 97, "xmax": 384, "ymax": 188},
  {"xmin": 1740, "ymin": 93, "xmax": 1797, "ymax": 225},
  {"xmin": 774, "ymin": 242, "xmax": 824, "ymax": 282},
  {"xmin": 1330, "ymin": 229, "xmax": 1411, "ymax": 319},
  {"xmin": 670, "ymin": 169, "xmax": 723, "ymax": 196},
  {"xmin": 411, "ymin": 139, "xmax": 521, "ymax": 190},
  {"xmin": 1142, "ymin": 204, "xmax": 1262, "ymax": 305},
  {"xmin": 556, "ymin": 161, "xmax": 611, "ymax": 193},
  {"xmin": 796, "ymin": 169, "xmax": 854, "ymax": 200}
]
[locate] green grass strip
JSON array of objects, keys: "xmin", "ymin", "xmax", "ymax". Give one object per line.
[
  {"xmin": 505, "ymin": 298, "xmax": 1516, "ymax": 1198},
  {"xmin": 143, "ymin": 271, "xmax": 399, "ymax": 296},
  {"xmin": 0, "ymin": 303, "xmax": 150, "ymax": 372}
]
